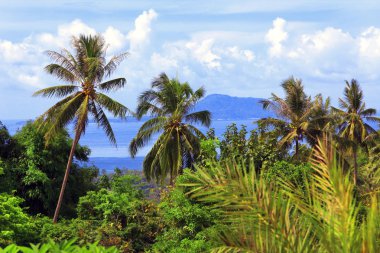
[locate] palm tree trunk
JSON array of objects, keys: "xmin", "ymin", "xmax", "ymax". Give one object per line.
[
  {"xmin": 295, "ymin": 138, "xmax": 299, "ymax": 158},
  {"xmin": 353, "ymin": 149, "xmax": 358, "ymax": 185},
  {"xmin": 169, "ymin": 170, "xmax": 174, "ymax": 186},
  {"xmin": 53, "ymin": 131, "xmax": 81, "ymax": 223}
]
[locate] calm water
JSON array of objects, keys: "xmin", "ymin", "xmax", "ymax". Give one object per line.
[{"xmin": 2, "ymin": 118, "xmax": 257, "ymax": 171}]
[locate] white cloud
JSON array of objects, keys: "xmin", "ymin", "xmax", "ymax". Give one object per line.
[
  {"xmin": 266, "ymin": 18, "xmax": 288, "ymax": 57},
  {"xmin": 3, "ymin": 13, "xmax": 380, "ymax": 119},
  {"xmin": 127, "ymin": 9, "xmax": 158, "ymax": 52},
  {"xmin": 58, "ymin": 19, "xmax": 97, "ymax": 38},
  {"xmin": 103, "ymin": 26, "xmax": 128, "ymax": 53},
  {"xmin": 17, "ymin": 74, "xmax": 42, "ymax": 88},
  {"xmin": 150, "ymin": 52, "xmax": 178, "ymax": 70},
  {"xmin": 359, "ymin": 26, "xmax": 380, "ymax": 58},
  {"xmin": 0, "ymin": 40, "xmax": 35, "ymax": 63},
  {"xmin": 225, "ymin": 46, "xmax": 255, "ymax": 62},
  {"xmin": 186, "ymin": 39, "xmax": 221, "ymax": 69}
]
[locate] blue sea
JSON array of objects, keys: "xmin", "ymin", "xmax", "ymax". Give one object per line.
[{"xmin": 2, "ymin": 118, "xmax": 257, "ymax": 172}]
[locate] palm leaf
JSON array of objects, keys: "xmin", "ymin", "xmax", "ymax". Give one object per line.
[{"xmin": 33, "ymin": 85, "xmax": 79, "ymax": 98}]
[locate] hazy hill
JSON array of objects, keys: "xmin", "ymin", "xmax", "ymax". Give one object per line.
[{"xmin": 194, "ymin": 94, "xmax": 274, "ymax": 120}]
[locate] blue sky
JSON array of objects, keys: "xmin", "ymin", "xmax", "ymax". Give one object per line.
[{"xmin": 1, "ymin": 0, "xmax": 380, "ymax": 119}]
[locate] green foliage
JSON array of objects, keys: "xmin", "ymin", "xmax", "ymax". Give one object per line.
[
  {"xmin": 0, "ymin": 122, "xmax": 97, "ymax": 217},
  {"xmin": 180, "ymin": 138, "xmax": 380, "ymax": 253},
  {"xmin": 213, "ymin": 123, "xmax": 288, "ymax": 170},
  {"xmin": 0, "ymin": 239, "xmax": 119, "ymax": 253},
  {"xmin": 150, "ymin": 185, "xmax": 218, "ymax": 253},
  {"xmin": 247, "ymin": 126, "xmax": 289, "ymax": 169},
  {"xmin": 220, "ymin": 124, "xmax": 248, "ymax": 160},
  {"xmin": 0, "ymin": 121, "xmax": 14, "ymax": 159},
  {"xmin": 263, "ymin": 161, "xmax": 311, "ymax": 187},
  {"xmin": 43, "ymin": 173, "xmax": 161, "ymax": 252},
  {"xmin": 77, "ymin": 174, "xmax": 143, "ymax": 221},
  {"xmin": 0, "ymin": 194, "xmax": 38, "ymax": 246},
  {"xmin": 199, "ymin": 132, "xmax": 220, "ymax": 165}
]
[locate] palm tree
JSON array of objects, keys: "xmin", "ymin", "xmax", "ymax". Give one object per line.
[
  {"xmin": 34, "ymin": 34, "xmax": 130, "ymax": 223},
  {"xmin": 331, "ymin": 79, "xmax": 380, "ymax": 184},
  {"xmin": 259, "ymin": 77, "xmax": 324, "ymax": 158},
  {"xmin": 129, "ymin": 73, "xmax": 211, "ymax": 184}
]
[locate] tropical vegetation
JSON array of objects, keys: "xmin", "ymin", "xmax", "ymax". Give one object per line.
[{"xmin": 0, "ymin": 33, "xmax": 380, "ymax": 252}]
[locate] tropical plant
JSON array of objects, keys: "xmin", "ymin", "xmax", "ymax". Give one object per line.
[
  {"xmin": 42, "ymin": 173, "xmax": 162, "ymax": 252},
  {"xmin": 181, "ymin": 160, "xmax": 316, "ymax": 252},
  {"xmin": 33, "ymin": 34, "xmax": 130, "ymax": 222},
  {"xmin": 331, "ymin": 79, "xmax": 380, "ymax": 184},
  {"xmin": 0, "ymin": 193, "xmax": 38, "ymax": 246},
  {"xmin": 0, "ymin": 121, "xmax": 96, "ymax": 217},
  {"xmin": 129, "ymin": 73, "xmax": 210, "ymax": 184},
  {"xmin": 181, "ymin": 136, "xmax": 380, "ymax": 253},
  {"xmin": 0, "ymin": 239, "xmax": 119, "ymax": 253},
  {"xmin": 150, "ymin": 185, "xmax": 219, "ymax": 253},
  {"xmin": 219, "ymin": 124, "xmax": 248, "ymax": 160},
  {"xmin": 0, "ymin": 121, "xmax": 13, "ymax": 159},
  {"xmin": 260, "ymin": 77, "xmax": 328, "ymax": 158}
]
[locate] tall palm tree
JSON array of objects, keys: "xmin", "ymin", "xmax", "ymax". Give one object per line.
[
  {"xmin": 34, "ymin": 34, "xmax": 130, "ymax": 223},
  {"xmin": 129, "ymin": 73, "xmax": 211, "ymax": 184},
  {"xmin": 331, "ymin": 79, "xmax": 380, "ymax": 184},
  {"xmin": 259, "ymin": 77, "xmax": 324, "ymax": 157}
]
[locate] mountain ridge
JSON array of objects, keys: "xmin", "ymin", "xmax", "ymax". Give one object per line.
[{"xmin": 194, "ymin": 94, "xmax": 274, "ymax": 120}]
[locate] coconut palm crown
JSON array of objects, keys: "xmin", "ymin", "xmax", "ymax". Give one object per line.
[
  {"xmin": 331, "ymin": 79, "xmax": 380, "ymax": 184},
  {"xmin": 259, "ymin": 77, "xmax": 326, "ymax": 157},
  {"xmin": 34, "ymin": 34, "xmax": 130, "ymax": 222},
  {"xmin": 129, "ymin": 73, "xmax": 211, "ymax": 184}
]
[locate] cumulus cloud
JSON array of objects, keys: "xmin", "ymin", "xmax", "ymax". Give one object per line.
[
  {"xmin": 225, "ymin": 46, "xmax": 255, "ymax": 62},
  {"xmin": 127, "ymin": 9, "xmax": 158, "ymax": 52},
  {"xmin": 3, "ymin": 12, "xmax": 380, "ymax": 119},
  {"xmin": 103, "ymin": 26, "xmax": 128, "ymax": 53},
  {"xmin": 185, "ymin": 39, "xmax": 221, "ymax": 69},
  {"xmin": 0, "ymin": 39, "xmax": 37, "ymax": 63},
  {"xmin": 266, "ymin": 18, "xmax": 288, "ymax": 57}
]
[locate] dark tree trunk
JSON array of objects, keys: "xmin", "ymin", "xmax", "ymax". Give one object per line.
[
  {"xmin": 353, "ymin": 148, "xmax": 358, "ymax": 185},
  {"xmin": 295, "ymin": 138, "xmax": 299, "ymax": 158},
  {"xmin": 53, "ymin": 131, "xmax": 81, "ymax": 223}
]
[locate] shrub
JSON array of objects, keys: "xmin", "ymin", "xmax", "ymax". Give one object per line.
[{"xmin": 0, "ymin": 193, "xmax": 39, "ymax": 246}]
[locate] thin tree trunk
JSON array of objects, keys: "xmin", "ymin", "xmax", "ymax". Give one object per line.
[
  {"xmin": 295, "ymin": 138, "xmax": 299, "ymax": 158},
  {"xmin": 53, "ymin": 131, "xmax": 81, "ymax": 223},
  {"xmin": 353, "ymin": 149, "xmax": 358, "ymax": 185}
]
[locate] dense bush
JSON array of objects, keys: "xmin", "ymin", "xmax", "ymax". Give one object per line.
[
  {"xmin": 41, "ymin": 173, "xmax": 162, "ymax": 252},
  {"xmin": 263, "ymin": 161, "xmax": 311, "ymax": 187},
  {"xmin": 0, "ymin": 122, "xmax": 96, "ymax": 217},
  {"xmin": 150, "ymin": 181, "xmax": 219, "ymax": 253},
  {"xmin": 0, "ymin": 193, "xmax": 38, "ymax": 246}
]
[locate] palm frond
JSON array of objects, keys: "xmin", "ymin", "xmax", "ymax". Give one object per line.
[
  {"xmin": 98, "ymin": 78, "xmax": 126, "ymax": 92},
  {"xmin": 33, "ymin": 85, "xmax": 79, "ymax": 98},
  {"xmin": 96, "ymin": 92, "xmax": 131, "ymax": 118},
  {"xmin": 103, "ymin": 52, "xmax": 129, "ymax": 77},
  {"xmin": 89, "ymin": 100, "xmax": 117, "ymax": 146},
  {"xmin": 44, "ymin": 93, "xmax": 85, "ymax": 142},
  {"xmin": 44, "ymin": 64, "xmax": 78, "ymax": 83},
  {"xmin": 185, "ymin": 110, "xmax": 211, "ymax": 127}
]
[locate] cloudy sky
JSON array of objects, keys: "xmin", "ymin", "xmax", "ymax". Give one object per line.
[{"xmin": 1, "ymin": 0, "xmax": 380, "ymax": 119}]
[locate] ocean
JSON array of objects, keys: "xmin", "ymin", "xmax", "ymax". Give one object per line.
[{"xmin": 2, "ymin": 118, "xmax": 257, "ymax": 172}]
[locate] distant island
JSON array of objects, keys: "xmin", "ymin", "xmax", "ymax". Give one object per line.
[{"xmin": 194, "ymin": 94, "xmax": 274, "ymax": 120}]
